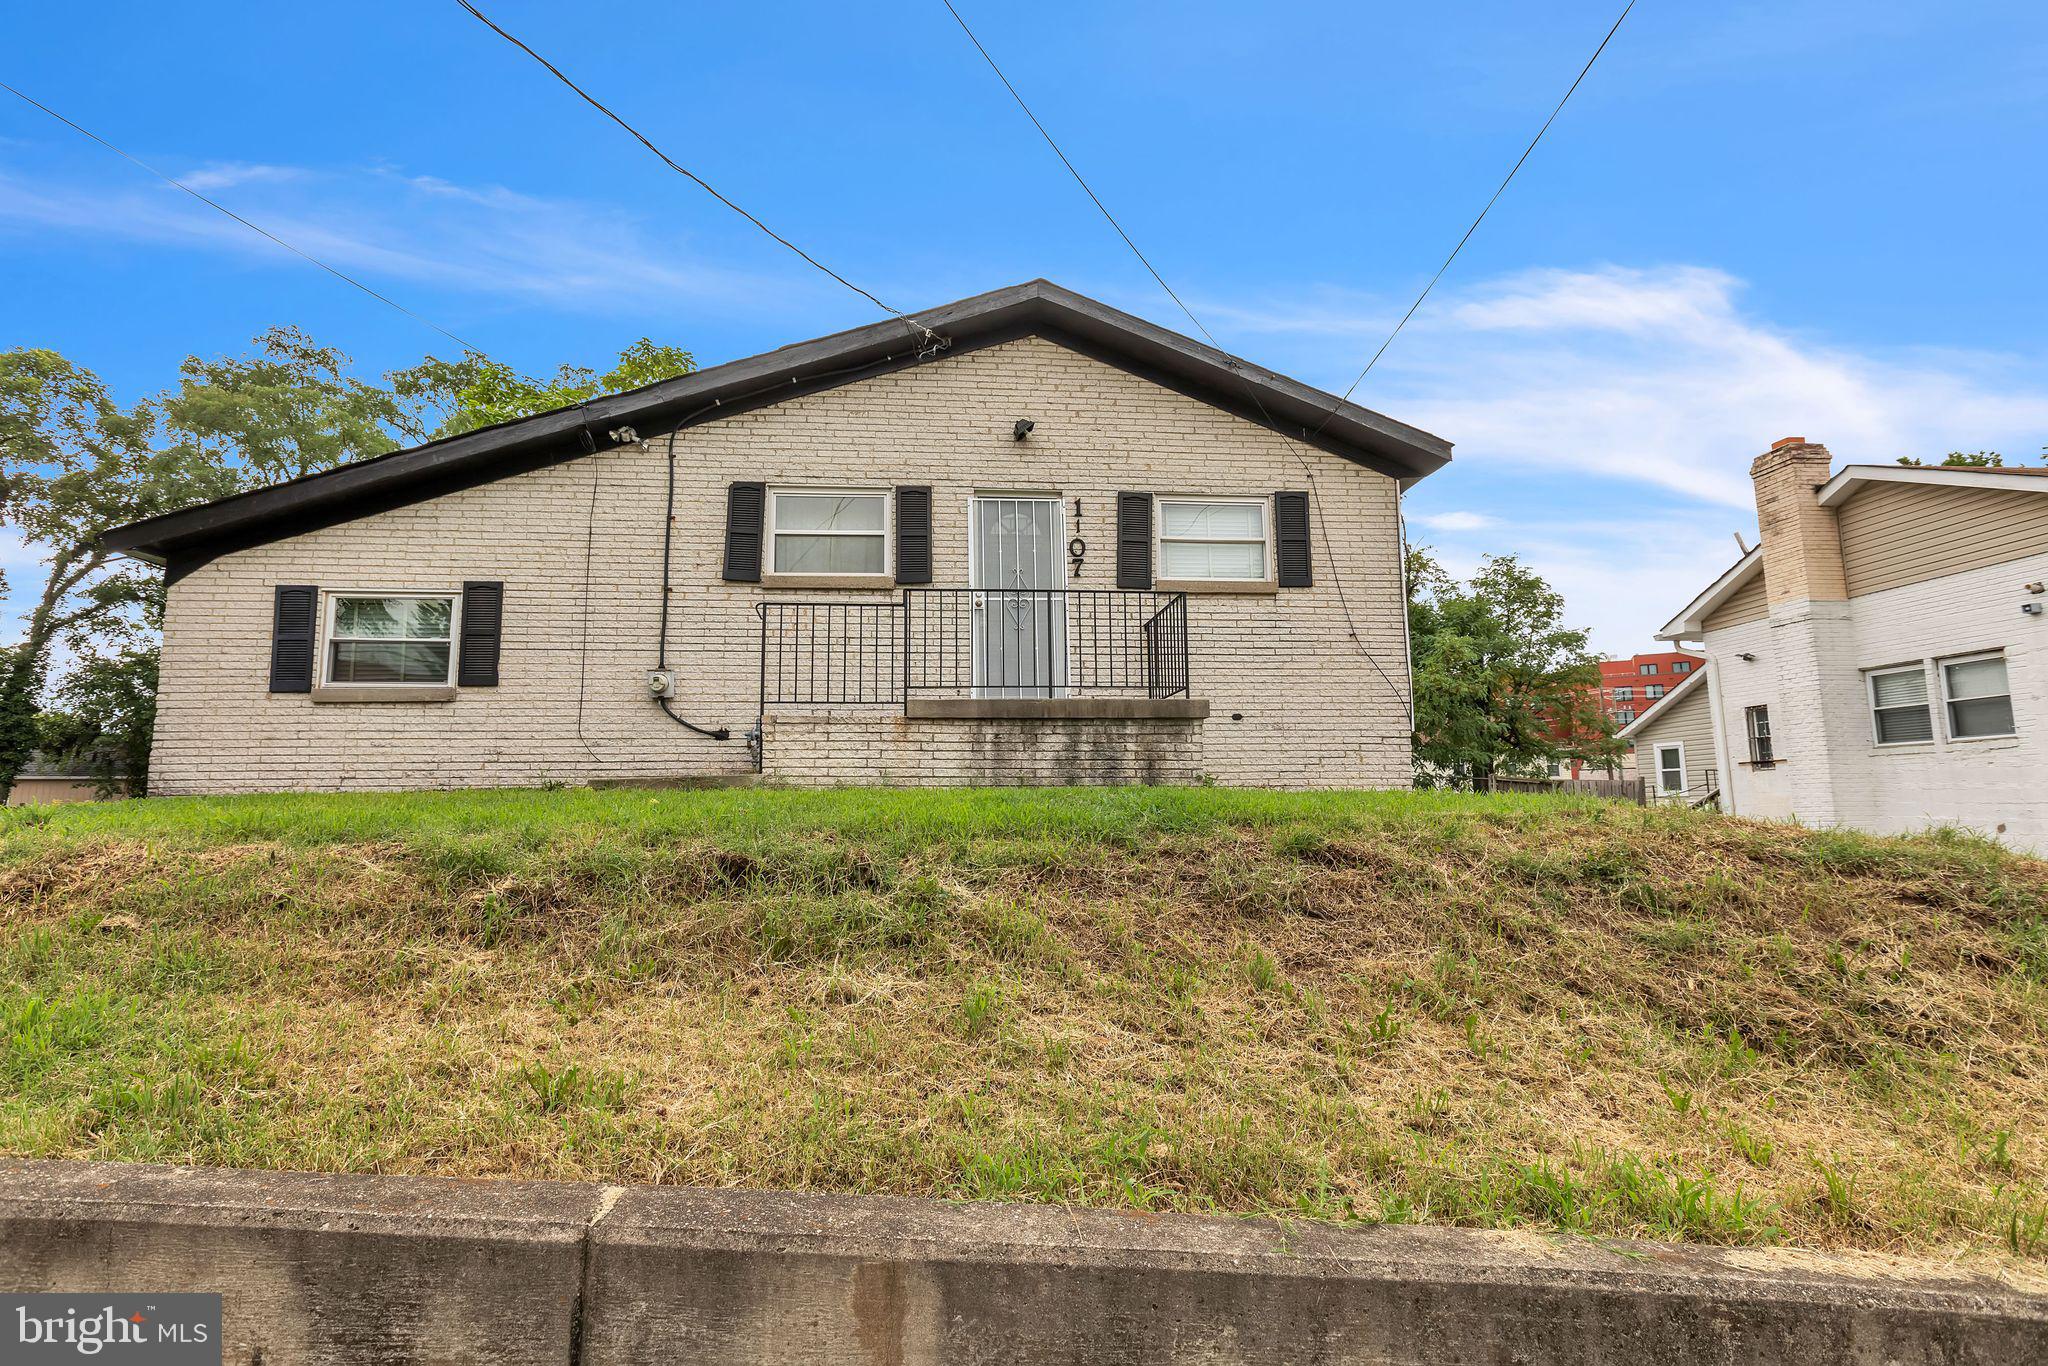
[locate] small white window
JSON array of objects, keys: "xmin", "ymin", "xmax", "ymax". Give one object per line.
[
  {"xmin": 768, "ymin": 489, "xmax": 888, "ymax": 575},
  {"xmin": 1655, "ymin": 743, "xmax": 1684, "ymax": 794},
  {"xmin": 1868, "ymin": 665, "xmax": 1933, "ymax": 744},
  {"xmin": 1942, "ymin": 652, "xmax": 2016, "ymax": 739},
  {"xmin": 325, "ymin": 594, "xmax": 456, "ymax": 685},
  {"xmin": 1156, "ymin": 498, "xmax": 1269, "ymax": 581}
]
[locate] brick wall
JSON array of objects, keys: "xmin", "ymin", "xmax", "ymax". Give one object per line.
[
  {"xmin": 152, "ymin": 336, "xmax": 1412, "ymax": 794},
  {"xmin": 762, "ymin": 713, "xmax": 1203, "ymax": 787}
]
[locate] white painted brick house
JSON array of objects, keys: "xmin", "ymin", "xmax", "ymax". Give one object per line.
[
  {"xmin": 1625, "ymin": 439, "xmax": 2048, "ymax": 852},
  {"xmin": 101, "ymin": 281, "xmax": 1451, "ymax": 793}
]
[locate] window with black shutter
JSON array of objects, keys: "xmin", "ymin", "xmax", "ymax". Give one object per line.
[
  {"xmin": 458, "ymin": 581, "xmax": 504, "ymax": 687},
  {"xmin": 1273, "ymin": 490, "xmax": 1312, "ymax": 587},
  {"xmin": 722, "ymin": 481, "xmax": 766, "ymax": 582},
  {"xmin": 1115, "ymin": 492, "xmax": 1152, "ymax": 589},
  {"xmin": 268, "ymin": 585, "xmax": 318, "ymax": 693},
  {"xmin": 895, "ymin": 485, "xmax": 933, "ymax": 585}
]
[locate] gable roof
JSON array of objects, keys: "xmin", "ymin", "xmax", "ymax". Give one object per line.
[
  {"xmin": 1615, "ymin": 661, "xmax": 1710, "ymax": 741},
  {"xmin": 101, "ymin": 279, "xmax": 1453, "ymax": 572},
  {"xmin": 1652, "ymin": 462, "xmax": 2048, "ymax": 640},
  {"xmin": 1655, "ymin": 547, "xmax": 1762, "ymax": 641},
  {"xmin": 1816, "ymin": 462, "xmax": 2048, "ymax": 507}
]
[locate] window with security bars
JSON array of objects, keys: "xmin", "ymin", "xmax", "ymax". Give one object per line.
[{"xmin": 1745, "ymin": 705, "xmax": 1773, "ymax": 764}]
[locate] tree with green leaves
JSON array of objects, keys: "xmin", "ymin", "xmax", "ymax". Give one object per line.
[
  {"xmin": 161, "ymin": 326, "xmax": 420, "ymax": 480},
  {"xmin": 390, "ymin": 338, "xmax": 694, "ymax": 440},
  {"xmin": 1896, "ymin": 450, "xmax": 2003, "ymax": 468},
  {"xmin": 4, "ymin": 331, "xmax": 696, "ymax": 797},
  {"xmin": 35, "ymin": 645, "xmax": 158, "ymax": 797},
  {"xmin": 1407, "ymin": 547, "xmax": 1618, "ymax": 789},
  {"xmin": 0, "ymin": 349, "xmax": 235, "ymax": 801}
]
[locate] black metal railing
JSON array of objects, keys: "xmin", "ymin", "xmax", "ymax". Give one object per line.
[{"xmin": 755, "ymin": 589, "xmax": 1191, "ymax": 710}]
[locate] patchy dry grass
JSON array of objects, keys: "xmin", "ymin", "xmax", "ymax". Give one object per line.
[{"xmin": 0, "ymin": 786, "xmax": 2043, "ymax": 1267}]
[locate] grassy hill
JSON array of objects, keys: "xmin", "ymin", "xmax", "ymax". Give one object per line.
[{"xmin": 1, "ymin": 786, "xmax": 2043, "ymax": 1266}]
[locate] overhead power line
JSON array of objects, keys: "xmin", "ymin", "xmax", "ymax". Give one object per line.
[
  {"xmin": 936, "ymin": 0, "xmax": 1415, "ymax": 707},
  {"xmin": 939, "ymin": 0, "xmax": 1217, "ymax": 350},
  {"xmin": 938, "ymin": 2, "xmax": 1634, "ymax": 714},
  {"xmin": 0, "ymin": 79, "xmax": 482, "ymax": 354},
  {"xmin": 451, "ymin": 0, "xmax": 939, "ymax": 348},
  {"xmin": 1314, "ymin": 0, "xmax": 1637, "ymax": 431}
]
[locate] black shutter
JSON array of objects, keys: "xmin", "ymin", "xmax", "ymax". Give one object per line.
[
  {"xmin": 894, "ymin": 485, "xmax": 933, "ymax": 585},
  {"xmin": 722, "ymin": 481, "xmax": 766, "ymax": 582},
  {"xmin": 268, "ymin": 585, "xmax": 318, "ymax": 693},
  {"xmin": 1274, "ymin": 490, "xmax": 1312, "ymax": 587},
  {"xmin": 1116, "ymin": 492, "xmax": 1153, "ymax": 589},
  {"xmin": 458, "ymin": 581, "xmax": 504, "ymax": 687}
]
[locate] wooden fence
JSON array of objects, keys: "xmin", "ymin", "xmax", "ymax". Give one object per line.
[{"xmin": 1487, "ymin": 775, "xmax": 1646, "ymax": 804}]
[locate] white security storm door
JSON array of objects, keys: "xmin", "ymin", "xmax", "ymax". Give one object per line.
[{"xmin": 971, "ymin": 496, "xmax": 1067, "ymax": 698}]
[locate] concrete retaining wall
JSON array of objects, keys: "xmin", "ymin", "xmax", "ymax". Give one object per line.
[{"xmin": 1, "ymin": 1160, "xmax": 2038, "ymax": 1365}]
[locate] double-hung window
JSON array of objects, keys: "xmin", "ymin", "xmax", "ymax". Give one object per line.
[
  {"xmin": 1867, "ymin": 665, "xmax": 1933, "ymax": 744},
  {"xmin": 1942, "ymin": 653, "xmax": 2016, "ymax": 739},
  {"xmin": 1673, "ymin": 660, "xmax": 1693, "ymax": 674},
  {"xmin": 768, "ymin": 489, "xmax": 888, "ymax": 576},
  {"xmin": 1655, "ymin": 743, "xmax": 1685, "ymax": 794},
  {"xmin": 1156, "ymin": 498, "xmax": 1269, "ymax": 581},
  {"xmin": 1644, "ymin": 685, "xmax": 1665, "ymax": 699},
  {"xmin": 1612, "ymin": 686, "xmax": 1634, "ymax": 701},
  {"xmin": 1638, "ymin": 663, "xmax": 1659, "ymax": 676},
  {"xmin": 325, "ymin": 594, "xmax": 456, "ymax": 685}
]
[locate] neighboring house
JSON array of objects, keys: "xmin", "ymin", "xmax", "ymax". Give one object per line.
[
  {"xmin": 6, "ymin": 753, "xmax": 123, "ymax": 806},
  {"xmin": 1545, "ymin": 648, "xmax": 1706, "ymax": 784},
  {"xmin": 100, "ymin": 281, "xmax": 1451, "ymax": 794},
  {"xmin": 1599, "ymin": 650, "xmax": 1703, "ymax": 730},
  {"xmin": 1624, "ymin": 438, "xmax": 2047, "ymax": 848}
]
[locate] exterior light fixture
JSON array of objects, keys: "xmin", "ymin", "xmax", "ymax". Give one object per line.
[{"xmin": 1013, "ymin": 418, "xmax": 1035, "ymax": 441}]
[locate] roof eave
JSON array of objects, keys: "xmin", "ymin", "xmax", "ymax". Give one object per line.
[
  {"xmin": 1655, "ymin": 547, "xmax": 1763, "ymax": 640},
  {"xmin": 99, "ymin": 280, "xmax": 1451, "ymax": 564},
  {"xmin": 1816, "ymin": 463, "xmax": 2048, "ymax": 507}
]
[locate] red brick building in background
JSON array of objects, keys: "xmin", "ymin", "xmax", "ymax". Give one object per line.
[
  {"xmin": 1555, "ymin": 649, "xmax": 1706, "ymax": 780},
  {"xmin": 1600, "ymin": 650, "xmax": 1706, "ymax": 730}
]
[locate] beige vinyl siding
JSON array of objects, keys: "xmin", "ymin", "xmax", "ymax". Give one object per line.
[
  {"xmin": 1838, "ymin": 482, "xmax": 2048, "ymax": 597},
  {"xmin": 1632, "ymin": 679, "xmax": 1717, "ymax": 800},
  {"xmin": 1702, "ymin": 567, "xmax": 1768, "ymax": 631}
]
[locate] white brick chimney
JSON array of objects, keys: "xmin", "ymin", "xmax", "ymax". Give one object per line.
[{"xmin": 1748, "ymin": 438, "xmax": 1855, "ymax": 825}]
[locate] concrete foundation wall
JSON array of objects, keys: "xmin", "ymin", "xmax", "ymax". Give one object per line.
[
  {"xmin": 761, "ymin": 711, "xmax": 1204, "ymax": 786},
  {"xmin": 2, "ymin": 1160, "xmax": 2039, "ymax": 1366}
]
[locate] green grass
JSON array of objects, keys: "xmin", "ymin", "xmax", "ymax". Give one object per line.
[{"xmin": 1, "ymin": 784, "xmax": 2044, "ymax": 1269}]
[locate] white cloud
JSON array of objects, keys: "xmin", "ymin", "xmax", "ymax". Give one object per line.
[
  {"xmin": 176, "ymin": 161, "xmax": 309, "ymax": 192},
  {"xmin": 1216, "ymin": 264, "xmax": 2048, "ymax": 650},
  {"xmin": 0, "ymin": 159, "xmax": 790, "ymax": 319},
  {"xmin": 1377, "ymin": 265, "xmax": 2048, "ymax": 508},
  {"xmin": 1408, "ymin": 510, "xmax": 1500, "ymax": 533}
]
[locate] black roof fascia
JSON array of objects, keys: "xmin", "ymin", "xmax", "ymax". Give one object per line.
[{"xmin": 104, "ymin": 280, "xmax": 1453, "ymax": 570}]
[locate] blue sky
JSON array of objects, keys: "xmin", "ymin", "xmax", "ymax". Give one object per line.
[{"xmin": 5, "ymin": 2, "xmax": 2046, "ymax": 650}]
